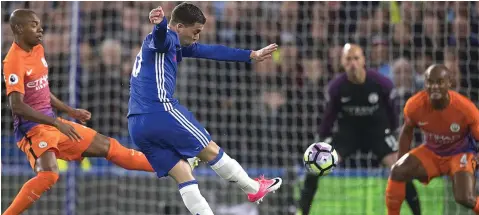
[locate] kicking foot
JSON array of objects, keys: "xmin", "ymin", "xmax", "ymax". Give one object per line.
[{"xmin": 247, "ymin": 176, "xmax": 282, "ymax": 204}]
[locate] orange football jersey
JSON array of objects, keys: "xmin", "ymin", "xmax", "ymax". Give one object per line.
[
  {"xmin": 3, "ymin": 43, "xmax": 54, "ymax": 141},
  {"xmin": 404, "ymin": 90, "xmax": 479, "ymax": 156}
]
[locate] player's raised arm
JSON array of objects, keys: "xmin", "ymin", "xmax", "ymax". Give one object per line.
[
  {"xmin": 318, "ymin": 82, "xmax": 341, "ymax": 140},
  {"xmin": 148, "ymin": 6, "xmax": 172, "ymax": 52},
  {"xmin": 181, "ymin": 43, "xmax": 278, "ymax": 63}
]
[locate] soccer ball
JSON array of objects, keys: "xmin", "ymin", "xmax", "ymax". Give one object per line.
[{"xmin": 303, "ymin": 142, "xmax": 339, "ymax": 176}]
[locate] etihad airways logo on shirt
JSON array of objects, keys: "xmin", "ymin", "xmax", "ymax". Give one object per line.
[
  {"xmin": 26, "ymin": 74, "xmax": 49, "ymax": 90},
  {"xmin": 423, "ymin": 131, "xmax": 462, "ymax": 145}
]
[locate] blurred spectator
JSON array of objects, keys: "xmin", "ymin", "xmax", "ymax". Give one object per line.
[
  {"xmin": 216, "ymin": 2, "xmax": 239, "ymax": 44},
  {"xmin": 372, "ymin": 6, "xmax": 389, "ymax": 34},
  {"xmin": 392, "ymin": 21, "xmax": 413, "ymax": 59},
  {"xmin": 302, "ymin": 59, "xmax": 325, "ymax": 86},
  {"xmin": 82, "ymin": 38, "xmax": 128, "ymax": 136},
  {"xmin": 400, "ymin": 2, "xmax": 421, "ymax": 23},
  {"xmin": 121, "ymin": 6, "xmax": 141, "ymax": 51},
  {"xmin": 254, "ymin": 58, "xmax": 277, "ymax": 78},
  {"xmin": 450, "ymin": 13, "xmax": 479, "ymax": 46},
  {"xmin": 277, "ymin": 44, "xmax": 300, "ymax": 86},
  {"xmin": 391, "ymin": 58, "xmax": 415, "ymax": 124},
  {"xmin": 79, "ymin": 42, "xmax": 94, "ymax": 81},
  {"xmin": 279, "ymin": 2, "xmax": 299, "ymax": 45},
  {"xmin": 449, "ymin": 13, "xmax": 479, "ymax": 101},
  {"xmin": 413, "ymin": 51, "xmax": 433, "ymax": 88},
  {"xmin": 371, "ymin": 36, "xmax": 392, "ymax": 78},
  {"xmin": 444, "ymin": 48, "xmax": 462, "ymax": 93},
  {"xmin": 201, "ymin": 13, "xmax": 217, "ymax": 43},
  {"xmin": 392, "ymin": 58, "xmax": 415, "ymax": 93},
  {"xmin": 327, "ymin": 44, "xmax": 344, "ymax": 78},
  {"xmin": 353, "ymin": 12, "xmax": 372, "ymax": 47}
]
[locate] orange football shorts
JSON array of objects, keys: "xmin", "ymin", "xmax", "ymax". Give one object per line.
[
  {"xmin": 410, "ymin": 144, "xmax": 477, "ymax": 184},
  {"xmin": 17, "ymin": 118, "xmax": 97, "ymax": 169}
]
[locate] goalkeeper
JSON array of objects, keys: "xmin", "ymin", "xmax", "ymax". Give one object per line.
[{"xmin": 298, "ymin": 44, "xmax": 421, "ymax": 215}]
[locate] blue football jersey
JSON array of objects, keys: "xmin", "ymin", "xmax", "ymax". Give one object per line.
[{"xmin": 128, "ymin": 18, "xmax": 252, "ymax": 115}]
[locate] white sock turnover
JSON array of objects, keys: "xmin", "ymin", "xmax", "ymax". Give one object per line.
[
  {"xmin": 178, "ymin": 181, "xmax": 214, "ymax": 215},
  {"xmin": 209, "ymin": 149, "xmax": 260, "ymax": 194}
]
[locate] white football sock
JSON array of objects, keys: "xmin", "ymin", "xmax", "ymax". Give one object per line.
[
  {"xmin": 209, "ymin": 149, "xmax": 260, "ymax": 194},
  {"xmin": 178, "ymin": 181, "xmax": 214, "ymax": 215}
]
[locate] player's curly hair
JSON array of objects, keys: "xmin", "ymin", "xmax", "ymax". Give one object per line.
[{"xmin": 170, "ymin": 2, "xmax": 206, "ymax": 26}]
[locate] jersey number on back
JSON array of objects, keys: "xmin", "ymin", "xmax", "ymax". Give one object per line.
[{"xmin": 132, "ymin": 50, "xmax": 143, "ymax": 77}]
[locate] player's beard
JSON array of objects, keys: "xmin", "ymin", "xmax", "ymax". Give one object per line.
[
  {"xmin": 429, "ymin": 91, "xmax": 449, "ymax": 109},
  {"xmin": 347, "ymin": 68, "xmax": 365, "ymax": 84}
]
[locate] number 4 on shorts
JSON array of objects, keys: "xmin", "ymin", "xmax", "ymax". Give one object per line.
[{"xmin": 460, "ymin": 153, "xmax": 468, "ymax": 167}]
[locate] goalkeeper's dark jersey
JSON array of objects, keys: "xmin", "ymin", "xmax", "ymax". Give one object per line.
[{"xmin": 318, "ymin": 71, "xmax": 398, "ymax": 138}]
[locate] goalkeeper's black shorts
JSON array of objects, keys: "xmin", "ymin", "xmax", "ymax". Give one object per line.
[{"xmin": 331, "ymin": 127, "xmax": 397, "ymax": 161}]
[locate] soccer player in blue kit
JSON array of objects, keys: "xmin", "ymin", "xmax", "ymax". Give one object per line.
[{"xmin": 128, "ymin": 3, "xmax": 282, "ymax": 214}]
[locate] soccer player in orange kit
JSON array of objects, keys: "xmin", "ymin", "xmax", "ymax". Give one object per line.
[
  {"xmin": 2, "ymin": 9, "xmax": 155, "ymax": 215},
  {"xmin": 386, "ymin": 64, "xmax": 479, "ymax": 215}
]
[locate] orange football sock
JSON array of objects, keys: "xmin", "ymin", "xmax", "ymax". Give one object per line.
[
  {"xmin": 386, "ymin": 178, "xmax": 406, "ymax": 215},
  {"xmin": 3, "ymin": 171, "xmax": 59, "ymax": 215},
  {"xmin": 106, "ymin": 138, "xmax": 154, "ymax": 172},
  {"xmin": 473, "ymin": 197, "xmax": 479, "ymax": 214}
]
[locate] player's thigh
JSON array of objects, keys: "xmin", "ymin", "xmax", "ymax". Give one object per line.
[
  {"xmin": 17, "ymin": 125, "xmax": 61, "ymax": 169},
  {"xmin": 128, "ymin": 114, "xmax": 185, "ymax": 178},
  {"xmin": 164, "ymin": 105, "xmax": 213, "ymax": 158},
  {"xmin": 35, "ymin": 151, "xmax": 59, "ymax": 173},
  {"xmin": 56, "ymin": 118, "xmax": 98, "ymax": 161},
  {"xmin": 390, "ymin": 145, "xmax": 436, "ymax": 183},
  {"xmin": 451, "ymin": 171, "xmax": 476, "ymax": 207},
  {"xmin": 136, "ymin": 139, "xmax": 183, "ymax": 178}
]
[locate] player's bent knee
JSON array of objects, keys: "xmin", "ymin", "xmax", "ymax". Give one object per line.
[
  {"xmin": 198, "ymin": 141, "xmax": 220, "ymax": 162},
  {"xmin": 35, "ymin": 151, "xmax": 59, "ymax": 174},
  {"xmin": 389, "ymin": 163, "xmax": 410, "ymax": 181},
  {"xmin": 82, "ymin": 134, "xmax": 111, "ymax": 157},
  {"xmin": 454, "ymin": 193, "xmax": 476, "ymax": 208}
]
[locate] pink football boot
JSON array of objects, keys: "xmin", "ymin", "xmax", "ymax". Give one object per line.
[{"xmin": 247, "ymin": 176, "xmax": 282, "ymax": 204}]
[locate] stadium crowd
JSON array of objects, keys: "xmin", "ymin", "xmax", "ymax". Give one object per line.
[{"xmin": 2, "ymin": 1, "xmax": 479, "ymax": 169}]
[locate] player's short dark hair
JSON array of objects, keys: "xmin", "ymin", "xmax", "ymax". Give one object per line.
[{"xmin": 170, "ymin": 2, "xmax": 206, "ymax": 26}]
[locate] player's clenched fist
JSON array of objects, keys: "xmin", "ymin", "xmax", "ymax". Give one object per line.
[
  {"xmin": 68, "ymin": 108, "xmax": 92, "ymax": 124},
  {"xmin": 250, "ymin": 43, "xmax": 278, "ymax": 62},
  {"xmin": 149, "ymin": 6, "xmax": 164, "ymax": 24}
]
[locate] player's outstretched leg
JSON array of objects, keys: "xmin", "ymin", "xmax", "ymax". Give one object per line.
[
  {"xmin": 298, "ymin": 173, "xmax": 320, "ymax": 215},
  {"xmin": 383, "ymin": 153, "xmax": 421, "ymax": 215},
  {"xmin": 80, "ymin": 133, "xmax": 154, "ymax": 172},
  {"xmin": 169, "ymin": 159, "xmax": 214, "ymax": 215},
  {"xmin": 386, "ymin": 153, "xmax": 428, "ymax": 215},
  {"xmin": 3, "ymin": 151, "xmax": 59, "ymax": 215},
  {"xmin": 198, "ymin": 141, "xmax": 282, "ymax": 204}
]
